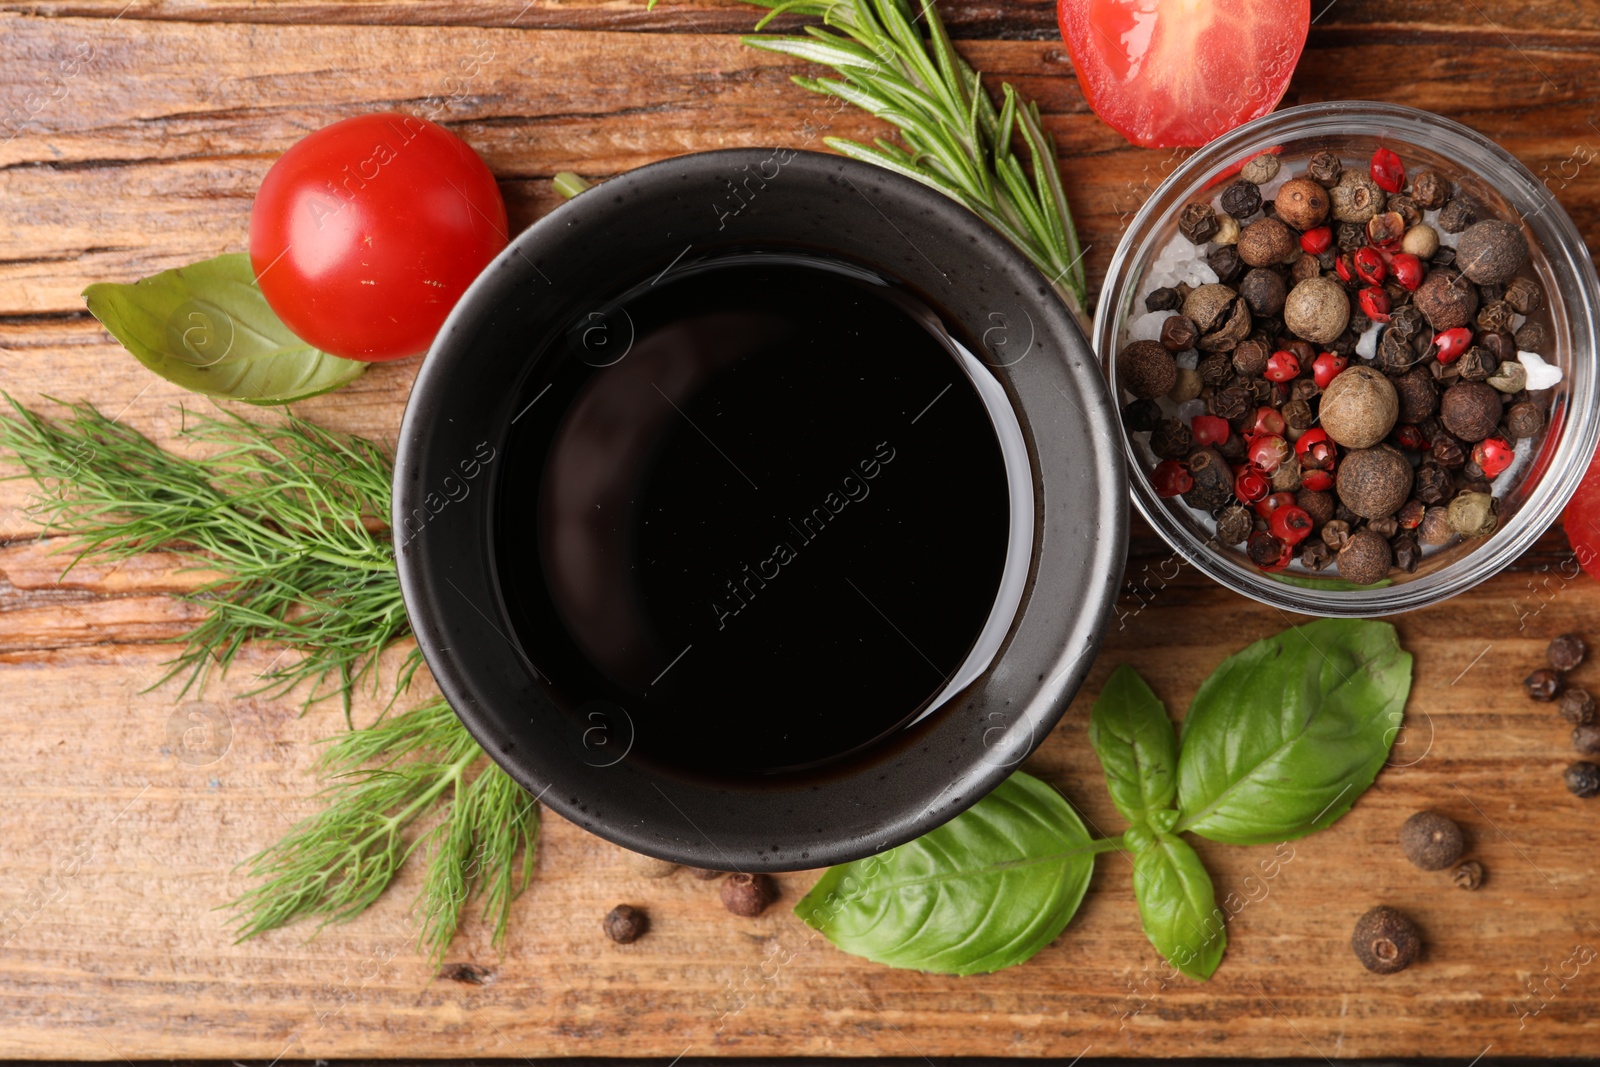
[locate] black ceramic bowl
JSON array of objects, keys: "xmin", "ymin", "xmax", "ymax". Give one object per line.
[{"xmin": 394, "ymin": 148, "xmax": 1124, "ymax": 871}]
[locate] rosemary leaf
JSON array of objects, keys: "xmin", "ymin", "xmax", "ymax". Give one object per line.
[{"xmin": 736, "ymin": 0, "xmax": 1088, "ymax": 315}]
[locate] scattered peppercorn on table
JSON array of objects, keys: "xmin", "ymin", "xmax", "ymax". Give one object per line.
[{"xmin": 1, "ymin": 0, "xmax": 1598, "ymax": 1058}]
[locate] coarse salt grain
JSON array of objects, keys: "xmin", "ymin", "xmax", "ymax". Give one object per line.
[{"xmin": 1519, "ymin": 350, "xmax": 1563, "ymax": 390}]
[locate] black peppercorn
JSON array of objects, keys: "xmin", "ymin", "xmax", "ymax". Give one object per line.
[
  {"xmin": 1150, "ymin": 418, "xmax": 1192, "ymax": 460},
  {"xmin": 1475, "ymin": 300, "xmax": 1515, "ymax": 334},
  {"xmin": 1207, "ymin": 244, "xmax": 1244, "ymax": 283},
  {"xmin": 1237, "ymin": 268, "xmax": 1287, "ymax": 318},
  {"xmin": 1430, "ymin": 432, "xmax": 1466, "ymax": 470},
  {"xmin": 1159, "ymin": 315, "xmax": 1200, "ymax": 352},
  {"xmin": 1574, "ymin": 723, "xmax": 1600, "ymax": 757},
  {"xmin": 1220, "ymin": 179, "xmax": 1262, "ymax": 218},
  {"xmin": 1290, "ymin": 377, "xmax": 1320, "ymax": 403},
  {"xmin": 1501, "ymin": 401, "xmax": 1541, "ymax": 440},
  {"xmin": 1209, "ymin": 384, "xmax": 1252, "ymax": 421},
  {"xmin": 1513, "ymin": 320, "xmax": 1547, "ymax": 352},
  {"xmin": 1430, "ymin": 245, "xmax": 1457, "ymax": 269},
  {"xmin": 1322, "ymin": 518, "xmax": 1353, "ymax": 550},
  {"xmin": 1121, "ymin": 398, "xmax": 1161, "ymax": 433},
  {"xmin": 1559, "ymin": 688, "xmax": 1596, "ymax": 725},
  {"xmin": 1352, "ymin": 906, "xmax": 1422, "ymax": 975},
  {"xmin": 1437, "ymin": 195, "xmax": 1481, "ymax": 234},
  {"xmin": 1179, "ymin": 202, "xmax": 1220, "ymax": 244},
  {"xmin": 1367, "ymin": 515, "xmax": 1399, "ymax": 539},
  {"xmin": 1215, "ymin": 504, "xmax": 1253, "ymax": 546},
  {"xmin": 1183, "ymin": 447, "xmax": 1234, "ymax": 513},
  {"xmin": 1525, "ymin": 668, "xmax": 1564, "ymax": 702},
  {"xmin": 1399, "ymin": 811, "xmax": 1464, "ymax": 870},
  {"xmin": 1306, "ymin": 150, "xmax": 1343, "ymax": 186},
  {"xmin": 1548, "ymin": 632, "xmax": 1587, "ymax": 671},
  {"xmin": 1377, "ymin": 328, "xmax": 1421, "ymax": 374},
  {"xmin": 604, "ymin": 904, "xmax": 650, "ymax": 943},
  {"xmin": 1456, "ymin": 346, "xmax": 1499, "ymax": 383},
  {"xmin": 1564, "ymin": 761, "xmax": 1600, "ymax": 799},
  {"xmin": 1145, "ymin": 286, "xmax": 1183, "ymax": 313},
  {"xmin": 1505, "ymin": 276, "xmax": 1543, "ymax": 315},
  {"xmin": 1391, "ymin": 533, "xmax": 1420, "ymax": 573},
  {"xmin": 1418, "ymin": 505, "xmax": 1454, "ymax": 545},
  {"xmin": 1393, "ymin": 367, "xmax": 1439, "ymax": 424},
  {"xmin": 722, "ymin": 872, "xmax": 779, "ymax": 916},
  {"xmin": 1295, "ymin": 489, "xmax": 1335, "ymax": 530},
  {"xmin": 1452, "ymin": 861, "xmax": 1485, "ymax": 891},
  {"xmin": 1282, "ymin": 398, "xmax": 1315, "ymax": 436},
  {"xmin": 1300, "ymin": 539, "xmax": 1334, "ymax": 570},
  {"xmin": 1231, "ymin": 337, "xmax": 1271, "ymax": 378},
  {"xmin": 1411, "ymin": 169, "xmax": 1450, "ymax": 210},
  {"xmin": 1336, "ymin": 223, "xmax": 1366, "ymax": 252},
  {"xmin": 1387, "ymin": 195, "xmax": 1422, "ymax": 229}
]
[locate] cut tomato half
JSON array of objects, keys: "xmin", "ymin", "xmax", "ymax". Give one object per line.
[{"xmin": 1057, "ymin": 0, "xmax": 1311, "ymax": 149}]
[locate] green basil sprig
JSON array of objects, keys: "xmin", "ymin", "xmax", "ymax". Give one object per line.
[
  {"xmin": 83, "ymin": 254, "xmax": 366, "ymax": 405},
  {"xmin": 796, "ymin": 620, "xmax": 1411, "ymax": 980}
]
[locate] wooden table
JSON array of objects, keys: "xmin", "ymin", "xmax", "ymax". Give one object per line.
[{"xmin": 2, "ymin": 0, "xmax": 1598, "ymax": 1058}]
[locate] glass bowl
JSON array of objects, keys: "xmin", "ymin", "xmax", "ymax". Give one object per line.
[{"xmin": 1097, "ymin": 101, "xmax": 1600, "ymax": 616}]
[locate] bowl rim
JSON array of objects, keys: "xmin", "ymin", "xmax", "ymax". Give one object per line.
[
  {"xmin": 394, "ymin": 147, "xmax": 1127, "ymax": 870},
  {"xmin": 1095, "ymin": 100, "xmax": 1600, "ymax": 616}
]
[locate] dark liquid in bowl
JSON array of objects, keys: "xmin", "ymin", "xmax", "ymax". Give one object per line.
[{"xmin": 495, "ymin": 254, "xmax": 1011, "ymax": 779}]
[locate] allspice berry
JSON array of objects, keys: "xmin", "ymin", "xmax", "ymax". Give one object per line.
[
  {"xmin": 1236, "ymin": 217, "xmax": 1298, "ymax": 267},
  {"xmin": 1452, "ymin": 861, "xmax": 1485, "ymax": 891},
  {"xmin": 1274, "ymin": 177, "xmax": 1331, "ymax": 230},
  {"xmin": 1564, "ymin": 761, "xmax": 1600, "ymax": 798},
  {"xmin": 1320, "ymin": 366, "xmax": 1399, "ymax": 448},
  {"xmin": 1330, "ymin": 172, "xmax": 1386, "ymax": 224},
  {"xmin": 1548, "ymin": 632, "xmax": 1587, "ymax": 671},
  {"xmin": 721, "ymin": 872, "xmax": 778, "ymax": 916},
  {"xmin": 1118, "ymin": 339, "xmax": 1178, "ymax": 399},
  {"xmin": 1439, "ymin": 382, "xmax": 1504, "ymax": 442},
  {"xmin": 1283, "ymin": 275, "xmax": 1351, "ymax": 344},
  {"xmin": 1558, "ymin": 688, "xmax": 1596, "ymax": 726},
  {"xmin": 1337, "ymin": 447, "xmax": 1413, "ymax": 519},
  {"xmin": 1393, "ymin": 367, "xmax": 1439, "ymax": 424},
  {"xmin": 604, "ymin": 904, "xmax": 650, "ymax": 944},
  {"xmin": 1413, "ymin": 269, "xmax": 1480, "ymax": 331},
  {"xmin": 1456, "ymin": 219, "xmax": 1530, "ymax": 285},
  {"xmin": 1352, "ymin": 906, "xmax": 1421, "ymax": 974},
  {"xmin": 1336, "ymin": 528, "xmax": 1393, "ymax": 585},
  {"xmin": 1399, "ymin": 811, "xmax": 1464, "ymax": 871},
  {"xmin": 1182, "ymin": 283, "xmax": 1252, "ymax": 352}
]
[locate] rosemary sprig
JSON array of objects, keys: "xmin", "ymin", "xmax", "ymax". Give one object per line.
[
  {"xmin": 736, "ymin": 0, "xmax": 1089, "ymax": 315},
  {"xmin": 0, "ymin": 396, "xmax": 418, "ymax": 718},
  {"xmin": 230, "ymin": 697, "xmax": 537, "ymax": 962}
]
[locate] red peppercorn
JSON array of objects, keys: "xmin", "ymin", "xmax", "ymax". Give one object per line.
[
  {"xmin": 1433, "ymin": 327, "xmax": 1472, "ymax": 363},
  {"xmin": 1248, "ymin": 434, "xmax": 1290, "ymax": 473},
  {"xmin": 1234, "ymin": 466, "xmax": 1270, "ymax": 504},
  {"xmin": 1151, "ymin": 459, "xmax": 1193, "ymax": 497},
  {"xmin": 1250, "ymin": 406, "xmax": 1286, "ymax": 438},
  {"xmin": 1300, "ymin": 225, "xmax": 1333, "ymax": 255},
  {"xmin": 1264, "ymin": 350, "xmax": 1300, "ymax": 383},
  {"xmin": 1270, "ymin": 505, "xmax": 1314, "ymax": 545},
  {"xmin": 1393, "ymin": 424, "xmax": 1431, "ymax": 451},
  {"xmin": 1311, "ymin": 351, "xmax": 1348, "ymax": 390},
  {"xmin": 1370, "ymin": 147, "xmax": 1406, "ymax": 194},
  {"xmin": 1255, "ymin": 490, "xmax": 1296, "ymax": 519},
  {"xmin": 1190, "ymin": 414, "xmax": 1230, "ymax": 447},
  {"xmin": 1248, "ymin": 530, "xmax": 1292, "ymax": 572},
  {"xmin": 1472, "ymin": 436, "xmax": 1514, "ymax": 478},
  {"xmin": 1301, "ymin": 469, "xmax": 1334, "ymax": 492},
  {"xmin": 1295, "ymin": 427, "xmax": 1337, "ymax": 469},
  {"xmin": 1389, "ymin": 252, "xmax": 1425, "ymax": 291},
  {"xmin": 1358, "ymin": 286, "xmax": 1392, "ymax": 322},
  {"xmin": 1353, "ymin": 246, "xmax": 1387, "ymax": 286},
  {"xmin": 1335, "ymin": 253, "xmax": 1356, "ymax": 285}
]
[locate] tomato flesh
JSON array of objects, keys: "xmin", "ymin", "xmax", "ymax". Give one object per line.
[
  {"xmin": 249, "ymin": 113, "xmax": 508, "ymax": 362},
  {"xmin": 1563, "ymin": 441, "xmax": 1600, "ymax": 580},
  {"xmin": 1056, "ymin": 0, "xmax": 1310, "ymax": 148}
]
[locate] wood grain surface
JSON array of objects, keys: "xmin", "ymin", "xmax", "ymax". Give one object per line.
[{"xmin": 2, "ymin": 0, "xmax": 1599, "ymax": 1058}]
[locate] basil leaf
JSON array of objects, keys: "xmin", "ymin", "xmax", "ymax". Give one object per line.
[
  {"xmin": 1089, "ymin": 664, "xmax": 1178, "ymax": 826},
  {"xmin": 795, "ymin": 772, "xmax": 1099, "ymax": 975},
  {"xmin": 83, "ymin": 254, "xmax": 366, "ymax": 405},
  {"xmin": 1131, "ymin": 832, "xmax": 1225, "ymax": 981},
  {"xmin": 1174, "ymin": 619, "xmax": 1412, "ymax": 845}
]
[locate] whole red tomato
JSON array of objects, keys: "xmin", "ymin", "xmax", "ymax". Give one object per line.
[
  {"xmin": 249, "ymin": 113, "xmax": 508, "ymax": 362},
  {"xmin": 1055, "ymin": 0, "xmax": 1310, "ymax": 149}
]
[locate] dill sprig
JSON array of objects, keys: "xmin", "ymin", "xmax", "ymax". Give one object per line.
[
  {"xmin": 736, "ymin": 0, "xmax": 1089, "ymax": 315},
  {"xmin": 0, "ymin": 396, "xmax": 419, "ymax": 718},
  {"xmin": 229, "ymin": 697, "xmax": 538, "ymax": 962}
]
